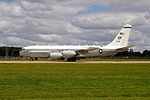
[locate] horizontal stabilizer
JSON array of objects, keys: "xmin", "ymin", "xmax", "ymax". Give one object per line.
[{"xmin": 116, "ymin": 45, "xmax": 136, "ymax": 51}]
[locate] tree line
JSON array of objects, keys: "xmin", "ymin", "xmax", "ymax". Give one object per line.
[
  {"xmin": 114, "ymin": 50, "xmax": 150, "ymax": 58},
  {"xmin": 0, "ymin": 46, "xmax": 21, "ymax": 57}
]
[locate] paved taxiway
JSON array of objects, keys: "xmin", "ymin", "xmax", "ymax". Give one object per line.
[{"xmin": 0, "ymin": 61, "xmax": 150, "ymax": 63}]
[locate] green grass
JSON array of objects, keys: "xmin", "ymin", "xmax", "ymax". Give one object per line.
[
  {"xmin": 0, "ymin": 63, "xmax": 150, "ymax": 99},
  {"xmin": 0, "ymin": 57, "xmax": 150, "ymax": 61}
]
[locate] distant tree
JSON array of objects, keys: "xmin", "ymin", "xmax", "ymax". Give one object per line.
[
  {"xmin": 142, "ymin": 50, "xmax": 149, "ymax": 57},
  {"xmin": 148, "ymin": 51, "xmax": 150, "ymax": 57},
  {"xmin": 0, "ymin": 47, "xmax": 5, "ymax": 56},
  {"xmin": 132, "ymin": 51, "xmax": 141, "ymax": 57},
  {"xmin": 114, "ymin": 51, "xmax": 129, "ymax": 57},
  {"xmin": 0, "ymin": 46, "xmax": 21, "ymax": 57}
]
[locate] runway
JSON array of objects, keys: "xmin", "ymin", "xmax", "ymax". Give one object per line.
[{"xmin": 0, "ymin": 61, "xmax": 150, "ymax": 63}]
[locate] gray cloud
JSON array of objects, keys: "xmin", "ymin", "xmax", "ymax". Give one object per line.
[
  {"xmin": 145, "ymin": 12, "xmax": 150, "ymax": 19},
  {"xmin": 9, "ymin": 5, "xmax": 26, "ymax": 18},
  {"xmin": 71, "ymin": 12, "xmax": 136, "ymax": 29},
  {"xmin": 107, "ymin": 0, "xmax": 150, "ymax": 11},
  {"xmin": 0, "ymin": 0, "xmax": 150, "ymax": 52},
  {"xmin": 20, "ymin": 0, "xmax": 53, "ymax": 11}
]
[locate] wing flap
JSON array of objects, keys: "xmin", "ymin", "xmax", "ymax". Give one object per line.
[{"xmin": 75, "ymin": 47, "xmax": 99, "ymax": 54}]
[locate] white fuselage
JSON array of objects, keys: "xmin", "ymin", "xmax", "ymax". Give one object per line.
[{"xmin": 20, "ymin": 45, "xmax": 125, "ymax": 58}]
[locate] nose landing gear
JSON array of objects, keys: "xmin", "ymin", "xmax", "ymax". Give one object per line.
[{"xmin": 30, "ymin": 57, "xmax": 38, "ymax": 61}]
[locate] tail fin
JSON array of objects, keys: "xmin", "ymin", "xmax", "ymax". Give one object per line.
[{"xmin": 107, "ymin": 24, "xmax": 132, "ymax": 46}]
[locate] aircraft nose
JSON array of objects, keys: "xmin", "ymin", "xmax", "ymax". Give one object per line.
[{"xmin": 19, "ymin": 51, "xmax": 23, "ymax": 56}]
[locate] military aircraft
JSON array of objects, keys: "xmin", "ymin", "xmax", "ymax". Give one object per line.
[{"xmin": 20, "ymin": 24, "xmax": 134, "ymax": 62}]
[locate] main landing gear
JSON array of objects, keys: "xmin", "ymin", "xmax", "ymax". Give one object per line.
[
  {"xmin": 30, "ymin": 57, "xmax": 38, "ymax": 61},
  {"xmin": 67, "ymin": 57, "xmax": 78, "ymax": 62},
  {"xmin": 30, "ymin": 58, "xmax": 34, "ymax": 61}
]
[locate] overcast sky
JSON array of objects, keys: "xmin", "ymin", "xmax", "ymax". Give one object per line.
[{"xmin": 0, "ymin": 0, "xmax": 150, "ymax": 52}]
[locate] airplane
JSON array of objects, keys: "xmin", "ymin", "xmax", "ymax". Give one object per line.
[{"xmin": 19, "ymin": 24, "xmax": 134, "ymax": 62}]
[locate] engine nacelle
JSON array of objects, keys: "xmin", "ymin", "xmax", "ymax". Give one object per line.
[
  {"xmin": 62, "ymin": 51, "xmax": 77, "ymax": 58},
  {"xmin": 50, "ymin": 52, "xmax": 63, "ymax": 60}
]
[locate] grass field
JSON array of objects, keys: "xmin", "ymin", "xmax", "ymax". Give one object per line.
[
  {"xmin": 1, "ymin": 57, "xmax": 150, "ymax": 61},
  {"xmin": 0, "ymin": 63, "xmax": 150, "ymax": 99}
]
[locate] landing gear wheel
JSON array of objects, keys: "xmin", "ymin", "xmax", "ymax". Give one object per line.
[
  {"xmin": 30, "ymin": 58, "xmax": 34, "ymax": 61},
  {"xmin": 61, "ymin": 58, "xmax": 65, "ymax": 60},
  {"xmin": 72, "ymin": 58, "xmax": 76, "ymax": 62},
  {"xmin": 67, "ymin": 58, "xmax": 71, "ymax": 62},
  {"xmin": 35, "ymin": 57, "xmax": 38, "ymax": 60},
  {"xmin": 67, "ymin": 58, "xmax": 77, "ymax": 62}
]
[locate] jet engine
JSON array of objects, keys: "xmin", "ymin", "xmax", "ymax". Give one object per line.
[
  {"xmin": 62, "ymin": 51, "xmax": 77, "ymax": 58},
  {"xmin": 50, "ymin": 52, "xmax": 63, "ymax": 60}
]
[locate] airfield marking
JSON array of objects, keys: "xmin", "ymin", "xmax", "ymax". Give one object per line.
[{"xmin": 0, "ymin": 61, "xmax": 150, "ymax": 63}]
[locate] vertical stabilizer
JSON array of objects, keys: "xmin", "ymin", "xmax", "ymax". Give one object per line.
[{"xmin": 107, "ymin": 24, "xmax": 132, "ymax": 46}]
